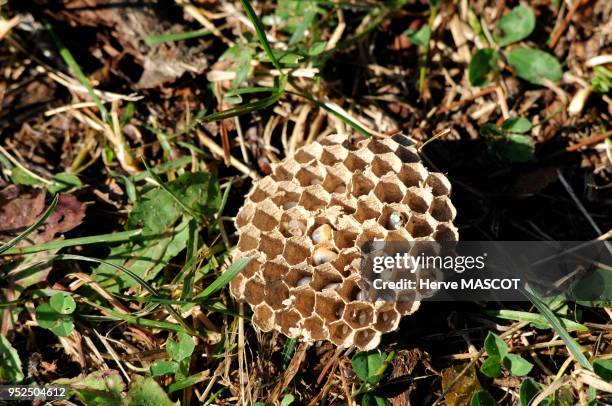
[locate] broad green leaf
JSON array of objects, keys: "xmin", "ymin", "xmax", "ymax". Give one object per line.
[
  {"xmin": 501, "ymin": 117, "xmax": 532, "ymax": 133},
  {"xmin": 469, "ymin": 48, "xmax": 499, "ymax": 87},
  {"xmin": 593, "ymin": 359, "xmax": 612, "ymax": 381},
  {"xmin": 50, "ymin": 319, "xmax": 74, "ymax": 337},
  {"xmin": 519, "ymin": 378, "xmax": 540, "ymax": 406},
  {"xmin": 126, "ymin": 375, "xmax": 179, "ymax": 406},
  {"xmin": 35, "ymin": 303, "xmax": 62, "ymax": 329},
  {"xmin": 151, "ymin": 360, "xmax": 179, "ymax": 377},
  {"xmin": 489, "ymin": 134, "xmax": 535, "ymax": 163},
  {"xmin": 280, "ymin": 394, "xmax": 295, "ymax": 406},
  {"xmin": 502, "ymin": 354, "xmax": 533, "ymax": 376},
  {"xmin": 166, "ymin": 332, "xmax": 195, "ymax": 362},
  {"xmin": 362, "ymin": 393, "xmax": 388, "ymax": 406},
  {"xmin": 55, "ymin": 370, "xmax": 125, "ymax": 406},
  {"xmin": 308, "ymin": 41, "xmax": 326, "ymax": 56},
  {"xmin": 470, "ymin": 390, "xmax": 496, "ymax": 406},
  {"xmin": 480, "ymin": 355, "xmax": 502, "ymax": 378},
  {"xmin": 279, "ymin": 53, "xmax": 303, "ymax": 66},
  {"xmin": 10, "ymin": 166, "xmax": 43, "ymax": 187},
  {"xmin": 406, "ymin": 26, "xmax": 431, "ymax": 47},
  {"xmin": 494, "ymin": 5, "xmax": 535, "ymax": 46},
  {"xmin": 49, "ymin": 172, "xmax": 82, "ymax": 194},
  {"xmin": 507, "ymin": 48, "xmax": 563, "ymax": 85},
  {"xmin": 572, "ymin": 268, "xmax": 612, "ymax": 307},
  {"xmin": 484, "ymin": 332, "xmax": 508, "ymax": 358},
  {"xmin": 351, "ymin": 350, "xmax": 386, "ymax": 383},
  {"xmin": 50, "ymin": 292, "xmax": 76, "ymax": 314},
  {"xmin": 0, "ymin": 334, "xmax": 24, "ymax": 383},
  {"xmin": 36, "ymin": 303, "xmax": 74, "ymax": 337}
]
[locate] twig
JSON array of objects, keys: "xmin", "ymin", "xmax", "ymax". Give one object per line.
[
  {"xmin": 549, "ymin": 0, "xmax": 585, "ymax": 49},
  {"xmin": 566, "ymin": 130, "xmax": 612, "ymax": 152}
]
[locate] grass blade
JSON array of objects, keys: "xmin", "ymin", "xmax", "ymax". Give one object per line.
[
  {"xmin": 194, "ymin": 255, "xmax": 253, "ymax": 300},
  {"xmin": 143, "ymin": 29, "xmax": 211, "ymax": 45},
  {"xmin": 521, "ymin": 287, "xmax": 593, "ymax": 371},
  {"xmin": 43, "ymin": 20, "xmax": 110, "ymax": 124},
  {"xmin": 0, "ymin": 194, "xmax": 59, "ymax": 255},
  {"xmin": 238, "ymin": 0, "xmax": 282, "ymax": 72},
  {"xmin": 2, "ymin": 229, "xmax": 142, "ymax": 255}
]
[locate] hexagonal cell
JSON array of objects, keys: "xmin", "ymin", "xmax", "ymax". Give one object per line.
[
  {"xmin": 282, "ymin": 236, "xmax": 312, "ymax": 265},
  {"xmin": 229, "ymin": 273, "xmax": 246, "ymax": 299},
  {"xmin": 373, "ymin": 175, "xmax": 407, "ymax": 204},
  {"xmin": 426, "ymin": 172, "xmax": 452, "ymax": 196},
  {"xmin": 430, "ymin": 196, "xmax": 456, "ymax": 222},
  {"xmin": 378, "ymin": 204, "xmax": 410, "ymax": 231},
  {"xmin": 252, "ymin": 199, "xmax": 281, "ymax": 232},
  {"xmin": 320, "ymin": 133, "xmax": 346, "ymax": 146},
  {"xmin": 303, "ymin": 315, "xmax": 327, "ymax": 340},
  {"xmin": 333, "ymin": 228, "xmax": 358, "ymax": 249},
  {"xmin": 332, "ymin": 248, "xmax": 361, "ymax": 275},
  {"xmin": 344, "ymin": 302, "xmax": 374, "ymax": 329},
  {"xmin": 293, "ymin": 288, "xmax": 315, "ymax": 318},
  {"xmin": 261, "ymin": 259, "xmax": 289, "ymax": 283},
  {"xmin": 398, "ymin": 163, "xmax": 428, "ymax": 187},
  {"xmin": 391, "ymin": 133, "xmax": 416, "ymax": 147},
  {"xmin": 329, "ymin": 194, "xmax": 357, "ymax": 214},
  {"xmin": 264, "ymin": 280, "xmax": 290, "ymax": 310},
  {"xmin": 307, "ymin": 219, "xmax": 335, "ymax": 245},
  {"xmin": 243, "ymin": 277, "xmax": 265, "ymax": 305},
  {"xmin": 355, "ymin": 220, "xmax": 387, "ymax": 249},
  {"xmin": 402, "ymin": 186, "xmax": 433, "ymax": 213},
  {"xmin": 271, "ymin": 183, "xmax": 301, "ymax": 209},
  {"xmin": 343, "ymin": 148, "xmax": 373, "ymax": 171},
  {"xmin": 406, "ymin": 214, "xmax": 436, "ymax": 238},
  {"xmin": 371, "ymin": 153, "xmax": 402, "ymax": 177},
  {"xmin": 374, "ymin": 306, "xmax": 400, "ymax": 332},
  {"xmin": 276, "ymin": 309, "xmax": 302, "ymax": 338},
  {"xmin": 385, "ymin": 228, "xmax": 412, "ymax": 244},
  {"xmin": 235, "ymin": 203, "xmax": 255, "ymax": 229},
  {"xmin": 279, "ymin": 208, "xmax": 308, "ymax": 238},
  {"xmin": 311, "ymin": 263, "xmax": 343, "ymax": 290},
  {"xmin": 394, "ymin": 145, "xmax": 420, "ymax": 163},
  {"xmin": 258, "ymin": 229, "xmax": 285, "ymax": 260},
  {"xmin": 295, "ymin": 165, "xmax": 325, "ymax": 187},
  {"xmin": 348, "ymin": 172, "xmax": 375, "ymax": 198},
  {"xmin": 328, "ymin": 320, "xmax": 353, "ymax": 346},
  {"xmin": 396, "ymin": 294, "xmax": 420, "ymax": 315},
  {"xmin": 272, "ymin": 159, "xmax": 301, "ymax": 182},
  {"xmin": 240, "ymin": 253, "xmax": 263, "ymax": 279},
  {"xmin": 252, "ymin": 303, "xmax": 275, "ymax": 332},
  {"xmin": 284, "ymin": 264, "xmax": 313, "ymax": 288},
  {"xmin": 433, "ymin": 222, "xmax": 459, "ymax": 242},
  {"xmin": 298, "ymin": 184, "xmax": 330, "ymax": 211},
  {"xmin": 322, "ymin": 166, "xmax": 351, "ymax": 194},
  {"xmin": 354, "ymin": 328, "xmax": 379, "ymax": 349},
  {"xmin": 366, "ymin": 137, "xmax": 396, "ymax": 154},
  {"xmin": 355, "ymin": 195, "xmax": 383, "ymax": 223},
  {"xmin": 237, "ymin": 225, "xmax": 260, "ymax": 251},
  {"xmin": 314, "ymin": 292, "xmax": 345, "ymax": 323},
  {"xmin": 341, "ymin": 134, "xmax": 364, "ymax": 151},
  {"xmin": 320, "ymin": 144, "xmax": 349, "ymax": 165},
  {"xmin": 294, "ymin": 142, "xmax": 323, "ymax": 163},
  {"xmin": 248, "ymin": 176, "xmax": 277, "ymax": 203}
]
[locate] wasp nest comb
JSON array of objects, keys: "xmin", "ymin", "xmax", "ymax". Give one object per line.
[{"xmin": 230, "ymin": 133, "xmax": 458, "ymax": 350}]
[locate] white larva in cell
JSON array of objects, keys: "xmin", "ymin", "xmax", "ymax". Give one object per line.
[
  {"xmin": 311, "ymin": 224, "xmax": 333, "ymax": 244},
  {"xmin": 312, "ymin": 247, "xmax": 337, "ymax": 265},
  {"xmin": 297, "ymin": 276, "xmax": 312, "ymax": 287}
]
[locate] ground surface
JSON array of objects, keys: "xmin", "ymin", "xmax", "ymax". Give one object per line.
[{"xmin": 0, "ymin": 0, "xmax": 611, "ymax": 405}]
